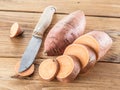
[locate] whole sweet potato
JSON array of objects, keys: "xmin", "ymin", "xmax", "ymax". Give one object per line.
[{"xmin": 44, "ymin": 10, "xmax": 86, "ymax": 56}]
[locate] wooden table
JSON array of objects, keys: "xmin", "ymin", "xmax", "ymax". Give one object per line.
[{"xmin": 0, "ymin": 0, "xmax": 120, "ymax": 90}]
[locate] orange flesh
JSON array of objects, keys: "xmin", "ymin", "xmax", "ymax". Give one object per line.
[
  {"xmin": 39, "ymin": 59, "xmax": 59, "ymax": 81},
  {"xmin": 15, "ymin": 61, "xmax": 34, "ymax": 76},
  {"xmin": 87, "ymin": 31, "xmax": 113, "ymax": 59},
  {"xmin": 56, "ymin": 55, "xmax": 74, "ymax": 78},
  {"xmin": 74, "ymin": 35, "xmax": 99, "ymax": 59},
  {"xmin": 10, "ymin": 22, "xmax": 22, "ymax": 37},
  {"xmin": 56, "ymin": 55, "xmax": 81, "ymax": 82},
  {"xmin": 80, "ymin": 46, "xmax": 97, "ymax": 74},
  {"xmin": 64, "ymin": 44, "xmax": 89, "ymax": 68}
]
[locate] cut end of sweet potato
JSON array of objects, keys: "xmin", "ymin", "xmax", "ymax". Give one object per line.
[
  {"xmin": 80, "ymin": 46, "xmax": 97, "ymax": 74},
  {"xmin": 15, "ymin": 61, "xmax": 34, "ymax": 77},
  {"xmin": 64, "ymin": 44, "xmax": 89, "ymax": 68},
  {"xmin": 74, "ymin": 35, "xmax": 99, "ymax": 60},
  {"xmin": 10, "ymin": 22, "xmax": 23, "ymax": 38},
  {"xmin": 39, "ymin": 59, "xmax": 59, "ymax": 81},
  {"xmin": 56, "ymin": 55, "xmax": 81, "ymax": 82},
  {"xmin": 87, "ymin": 31, "xmax": 113, "ymax": 59}
]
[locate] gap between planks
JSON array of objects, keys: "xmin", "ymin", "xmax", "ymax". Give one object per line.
[
  {"xmin": 0, "ymin": 10, "xmax": 120, "ymax": 19},
  {"xmin": 0, "ymin": 0, "xmax": 120, "ymax": 17}
]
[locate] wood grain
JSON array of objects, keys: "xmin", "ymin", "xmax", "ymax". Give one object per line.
[
  {"xmin": 0, "ymin": 58, "xmax": 120, "ymax": 90},
  {"xmin": 0, "ymin": 0, "xmax": 120, "ymax": 90},
  {"xmin": 0, "ymin": 11, "xmax": 120, "ymax": 62},
  {"xmin": 42, "ymin": 87, "xmax": 119, "ymax": 90},
  {"xmin": 0, "ymin": 0, "xmax": 120, "ymax": 17},
  {"xmin": 0, "ymin": 79, "xmax": 42, "ymax": 90}
]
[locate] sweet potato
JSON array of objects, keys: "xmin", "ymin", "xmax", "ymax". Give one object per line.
[
  {"xmin": 15, "ymin": 61, "xmax": 34, "ymax": 76},
  {"xmin": 87, "ymin": 31, "xmax": 113, "ymax": 59},
  {"xmin": 56, "ymin": 55, "xmax": 81, "ymax": 82},
  {"xmin": 44, "ymin": 10, "xmax": 86, "ymax": 56},
  {"xmin": 74, "ymin": 31, "xmax": 113, "ymax": 60},
  {"xmin": 39, "ymin": 59, "xmax": 59, "ymax": 81},
  {"xmin": 10, "ymin": 22, "xmax": 24, "ymax": 37},
  {"xmin": 64, "ymin": 44, "xmax": 90, "ymax": 69},
  {"xmin": 80, "ymin": 46, "xmax": 97, "ymax": 74}
]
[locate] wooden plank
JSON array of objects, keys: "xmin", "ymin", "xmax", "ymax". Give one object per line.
[
  {"xmin": 0, "ymin": 80, "xmax": 119, "ymax": 90},
  {"xmin": 42, "ymin": 87, "xmax": 119, "ymax": 90},
  {"xmin": 0, "ymin": 80, "xmax": 42, "ymax": 90},
  {"xmin": 0, "ymin": 11, "xmax": 120, "ymax": 62},
  {"xmin": 0, "ymin": 0, "xmax": 120, "ymax": 17},
  {"xmin": 0, "ymin": 58, "xmax": 120, "ymax": 89}
]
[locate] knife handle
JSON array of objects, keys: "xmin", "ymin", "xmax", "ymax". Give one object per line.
[{"xmin": 33, "ymin": 6, "xmax": 56, "ymax": 38}]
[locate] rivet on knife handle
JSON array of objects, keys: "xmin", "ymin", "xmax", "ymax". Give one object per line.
[{"xmin": 33, "ymin": 6, "xmax": 56, "ymax": 38}]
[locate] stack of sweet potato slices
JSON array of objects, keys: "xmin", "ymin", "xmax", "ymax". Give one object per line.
[{"xmin": 39, "ymin": 31, "xmax": 112, "ymax": 82}]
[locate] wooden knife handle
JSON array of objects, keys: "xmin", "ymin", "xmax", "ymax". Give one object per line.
[{"xmin": 33, "ymin": 6, "xmax": 56, "ymax": 38}]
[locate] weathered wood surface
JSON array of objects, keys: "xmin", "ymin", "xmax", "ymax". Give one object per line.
[
  {"xmin": 0, "ymin": 0, "xmax": 120, "ymax": 90},
  {"xmin": 0, "ymin": 58, "xmax": 120, "ymax": 90},
  {"xmin": 0, "ymin": 0, "xmax": 120, "ymax": 17},
  {"xmin": 0, "ymin": 11, "xmax": 120, "ymax": 63}
]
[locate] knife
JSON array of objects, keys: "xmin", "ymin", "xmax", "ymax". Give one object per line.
[{"xmin": 19, "ymin": 6, "xmax": 56, "ymax": 72}]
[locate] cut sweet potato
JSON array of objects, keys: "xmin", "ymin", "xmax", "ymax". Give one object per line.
[
  {"xmin": 64, "ymin": 44, "xmax": 90, "ymax": 68},
  {"xmin": 10, "ymin": 22, "xmax": 24, "ymax": 37},
  {"xmin": 80, "ymin": 46, "xmax": 97, "ymax": 74},
  {"xmin": 74, "ymin": 35, "xmax": 99, "ymax": 59},
  {"xmin": 15, "ymin": 61, "xmax": 34, "ymax": 76},
  {"xmin": 44, "ymin": 10, "xmax": 86, "ymax": 56},
  {"xmin": 87, "ymin": 31, "xmax": 113, "ymax": 59},
  {"xmin": 39, "ymin": 59, "xmax": 59, "ymax": 81},
  {"xmin": 56, "ymin": 55, "xmax": 81, "ymax": 82}
]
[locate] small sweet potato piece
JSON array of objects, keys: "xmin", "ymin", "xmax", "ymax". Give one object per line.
[
  {"xmin": 56, "ymin": 55, "xmax": 81, "ymax": 82},
  {"xmin": 74, "ymin": 35, "xmax": 99, "ymax": 59},
  {"xmin": 39, "ymin": 59, "xmax": 59, "ymax": 81},
  {"xmin": 44, "ymin": 10, "xmax": 86, "ymax": 56},
  {"xmin": 87, "ymin": 31, "xmax": 113, "ymax": 59},
  {"xmin": 10, "ymin": 22, "xmax": 24, "ymax": 37},
  {"xmin": 64, "ymin": 44, "xmax": 89, "ymax": 68},
  {"xmin": 80, "ymin": 46, "xmax": 97, "ymax": 74},
  {"xmin": 15, "ymin": 61, "xmax": 34, "ymax": 76}
]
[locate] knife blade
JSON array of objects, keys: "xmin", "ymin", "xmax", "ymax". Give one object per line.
[{"xmin": 19, "ymin": 6, "xmax": 56, "ymax": 72}]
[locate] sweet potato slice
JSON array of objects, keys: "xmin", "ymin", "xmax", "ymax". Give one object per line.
[
  {"xmin": 74, "ymin": 35, "xmax": 99, "ymax": 59},
  {"xmin": 87, "ymin": 31, "xmax": 113, "ymax": 59},
  {"xmin": 56, "ymin": 55, "xmax": 81, "ymax": 82},
  {"xmin": 15, "ymin": 61, "xmax": 34, "ymax": 76},
  {"xmin": 39, "ymin": 59, "xmax": 59, "ymax": 81},
  {"xmin": 44, "ymin": 10, "xmax": 86, "ymax": 56},
  {"xmin": 10, "ymin": 22, "xmax": 23, "ymax": 37},
  {"xmin": 80, "ymin": 46, "xmax": 97, "ymax": 74},
  {"xmin": 64, "ymin": 44, "xmax": 89, "ymax": 68}
]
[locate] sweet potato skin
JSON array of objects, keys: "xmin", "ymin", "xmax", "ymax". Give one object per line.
[
  {"xmin": 87, "ymin": 31, "xmax": 113, "ymax": 59},
  {"xmin": 44, "ymin": 10, "xmax": 86, "ymax": 56},
  {"xmin": 80, "ymin": 31, "xmax": 112, "ymax": 74}
]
